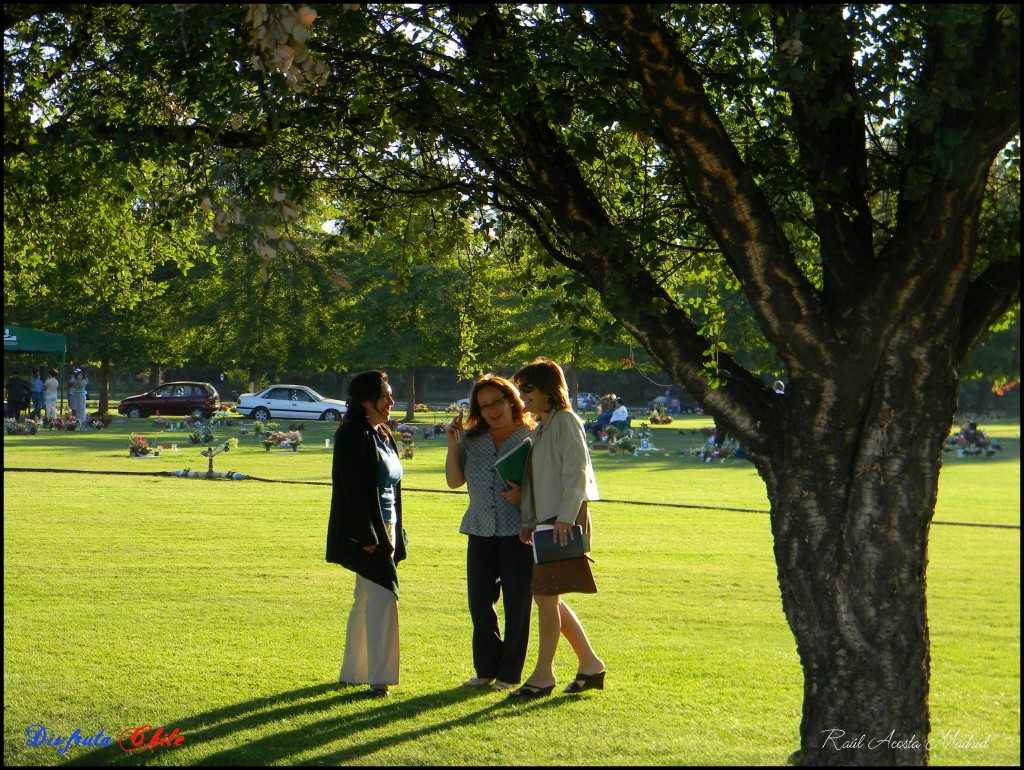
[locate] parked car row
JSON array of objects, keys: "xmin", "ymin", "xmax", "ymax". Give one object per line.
[
  {"xmin": 116, "ymin": 382, "xmax": 348, "ymax": 422},
  {"xmin": 116, "ymin": 382, "xmax": 603, "ymax": 421}
]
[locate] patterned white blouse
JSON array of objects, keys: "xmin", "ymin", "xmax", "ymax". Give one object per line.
[{"xmin": 457, "ymin": 424, "xmax": 536, "ymax": 537}]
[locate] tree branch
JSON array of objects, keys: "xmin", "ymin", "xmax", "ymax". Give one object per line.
[
  {"xmin": 594, "ymin": 3, "xmax": 831, "ymax": 365},
  {"xmin": 450, "ymin": 5, "xmax": 780, "ymax": 449},
  {"xmin": 957, "ymin": 259, "xmax": 1022, "ymax": 361},
  {"xmin": 883, "ymin": 7, "xmax": 1020, "ymax": 283},
  {"xmin": 774, "ymin": 4, "xmax": 874, "ymax": 304}
]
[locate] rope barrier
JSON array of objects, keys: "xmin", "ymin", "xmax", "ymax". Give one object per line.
[{"xmin": 5, "ymin": 466, "xmax": 1020, "ymax": 530}]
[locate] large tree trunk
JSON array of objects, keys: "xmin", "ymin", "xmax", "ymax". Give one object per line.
[
  {"xmin": 972, "ymin": 380, "xmax": 990, "ymax": 415},
  {"xmin": 414, "ymin": 367, "xmax": 427, "ymax": 409},
  {"xmin": 403, "ymin": 366, "xmax": 416, "ymax": 423},
  {"xmin": 98, "ymin": 356, "xmax": 110, "ymax": 415},
  {"xmin": 247, "ymin": 366, "xmax": 264, "ymax": 394},
  {"xmin": 759, "ymin": 326, "xmax": 959, "ymax": 765}
]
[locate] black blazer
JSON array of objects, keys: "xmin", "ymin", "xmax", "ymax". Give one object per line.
[{"xmin": 326, "ymin": 417, "xmax": 408, "ymax": 596}]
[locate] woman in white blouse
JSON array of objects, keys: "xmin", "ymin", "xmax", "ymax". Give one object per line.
[
  {"xmin": 508, "ymin": 358, "xmax": 605, "ymax": 698},
  {"xmin": 446, "ymin": 375, "xmax": 537, "ymax": 690}
]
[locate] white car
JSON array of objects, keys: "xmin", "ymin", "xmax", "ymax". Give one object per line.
[{"xmin": 236, "ymin": 385, "xmax": 348, "ymax": 422}]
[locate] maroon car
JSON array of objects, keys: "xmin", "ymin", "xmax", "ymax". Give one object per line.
[{"xmin": 117, "ymin": 381, "xmax": 220, "ymax": 419}]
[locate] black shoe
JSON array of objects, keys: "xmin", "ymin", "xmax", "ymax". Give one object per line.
[
  {"xmin": 508, "ymin": 683, "xmax": 555, "ymax": 698},
  {"xmin": 563, "ymin": 670, "xmax": 605, "ymax": 693},
  {"xmin": 368, "ymin": 686, "xmax": 390, "ymax": 697}
]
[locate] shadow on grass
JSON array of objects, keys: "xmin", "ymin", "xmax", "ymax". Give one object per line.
[{"xmin": 63, "ymin": 681, "xmax": 566, "ymax": 766}]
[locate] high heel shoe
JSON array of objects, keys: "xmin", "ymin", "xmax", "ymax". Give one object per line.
[
  {"xmin": 508, "ymin": 682, "xmax": 555, "ymax": 698},
  {"xmin": 563, "ymin": 670, "xmax": 605, "ymax": 693}
]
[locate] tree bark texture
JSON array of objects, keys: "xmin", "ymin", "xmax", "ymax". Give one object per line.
[{"xmin": 759, "ymin": 331, "xmax": 960, "ymax": 765}]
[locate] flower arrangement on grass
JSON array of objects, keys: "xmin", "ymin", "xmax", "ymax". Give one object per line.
[
  {"xmin": 188, "ymin": 421, "xmax": 216, "ymax": 445},
  {"xmin": 4, "ymin": 418, "xmax": 26, "ymax": 435},
  {"xmin": 6, "ymin": 417, "xmax": 39, "ymax": 436},
  {"xmin": 598, "ymin": 425, "xmax": 622, "ymax": 445},
  {"xmin": 398, "ymin": 431, "xmax": 415, "ymax": 459},
  {"xmin": 420, "ymin": 423, "xmax": 451, "ymax": 438},
  {"xmin": 607, "ymin": 432, "xmax": 636, "ymax": 457},
  {"xmin": 213, "ymin": 406, "xmax": 243, "ymax": 421},
  {"xmin": 649, "ymin": 406, "xmax": 673, "ymax": 425},
  {"xmin": 127, "ymin": 433, "xmax": 159, "ymax": 457},
  {"xmin": 679, "ymin": 438, "xmax": 738, "ymax": 463},
  {"xmin": 261, "ymin": 430, "xmax": 303, "ymax": 451},
  {"xmin": 151, "ymin": 412, "xmax": 168, "ymax": 430},
  {"xmin": 943, "ymin": 424, "xmax": 1002, "ymax": 458},
  {"xmin": 41, "ymin": 414, "xmax": 80, "ymax": 431}
]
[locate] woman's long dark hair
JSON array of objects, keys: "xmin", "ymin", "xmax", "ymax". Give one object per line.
[
  {"xmin": 464, "ymin": 374, "xmax": 536, "ymax": 434},
  {"xmin": 343, "ymin": 370, "xmax": 389, "ymax": 424}
]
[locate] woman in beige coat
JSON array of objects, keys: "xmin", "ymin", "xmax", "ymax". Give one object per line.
[{"xmin": 507, "ymin": 358, "xmax": 605, "ymax": 698}]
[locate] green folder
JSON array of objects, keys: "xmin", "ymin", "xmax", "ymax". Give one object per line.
[{"xmin": 493, "ymin": 437, "xmax": 532, "ymax": 491}]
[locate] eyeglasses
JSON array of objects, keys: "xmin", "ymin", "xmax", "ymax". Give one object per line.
[
  {"xmin": 478, "ymin": 395, "xmax": 508, "ymax": 411},
  {"xmin": 518, "ymin": 383, "xmax": 536, "ymax": 393}
]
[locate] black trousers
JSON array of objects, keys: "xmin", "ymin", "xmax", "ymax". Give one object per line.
[{"xmin": 466, "ymin": 534, "xmax": 535, "ymax": 684}]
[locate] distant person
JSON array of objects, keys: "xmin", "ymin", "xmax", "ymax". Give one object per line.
[
  {"xmin": 43, "ymin": 368, "xmax": 59, "ymax": 419},
  {"xmin": 5, "ymin": 370, "xmax": 29, "ymax": 420},
  {"xmin": 445, "ymin": 374, "xmax": 537, "ymax": 691},
  {"xmin": 326, "ymin": 370, "xmax": 408, "ymax": 697},
  {"xmin": 584, "ymin": 395, "xmax": 615, "ymax": 439},
  {"xmin": 508, "ymin": 357, "xmax": 604, "ymax": 699},
  {"xmin": 609, "ymin": 398, "xmax": 629, "ymax": 430},
  {"xmin": 69, "ymin": 368, "xmax": 89, "ymax": 421},
  {"xmin": 29, "ymin": 369, "xmax": 44, "ymax": 418},
  {"xmin": 668, "ymin": 385, "xmax": 683, "ymax": 414}
]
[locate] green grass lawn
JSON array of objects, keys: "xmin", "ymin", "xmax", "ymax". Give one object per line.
[{"xmin": 3, "ymin": 415, "xmax": 1019, "ymax": 765}]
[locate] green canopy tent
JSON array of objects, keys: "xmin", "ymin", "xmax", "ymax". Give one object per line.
[{"xmin": 4, "ymin": 325, "xmax": 67, "ymax": 415}]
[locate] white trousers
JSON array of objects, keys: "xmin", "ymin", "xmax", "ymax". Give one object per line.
[{"xmin": 339, "ymin": 574, "xmax": 400, "ymax": 685}]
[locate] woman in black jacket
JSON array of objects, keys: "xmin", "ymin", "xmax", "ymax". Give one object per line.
[{"xmin": 326, "ymin": 371, "xmax": 407, "ymax": 697}]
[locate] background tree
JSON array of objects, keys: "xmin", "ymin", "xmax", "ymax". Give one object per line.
[{"xmin": 4, "ymin": 5, "xmax": 1020, "ymax": 765}]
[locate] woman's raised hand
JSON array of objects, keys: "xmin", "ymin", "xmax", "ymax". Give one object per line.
[{"xmin": 446, "ymin": 409, "xmax": 465, "ymax": 444}]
